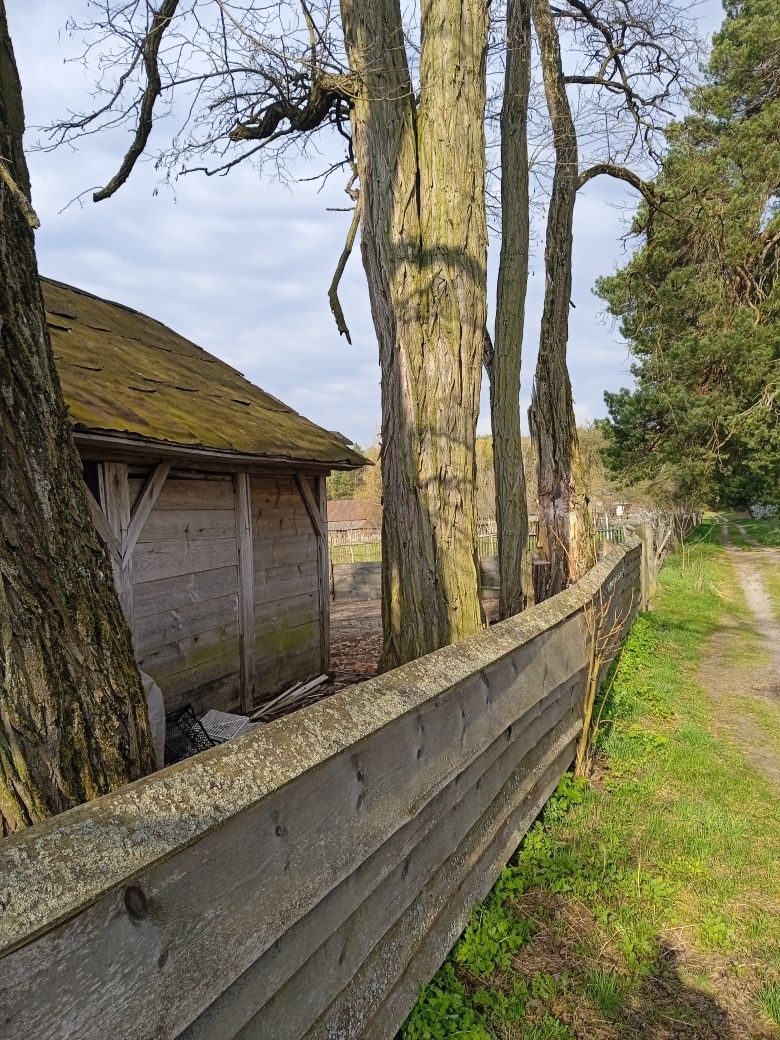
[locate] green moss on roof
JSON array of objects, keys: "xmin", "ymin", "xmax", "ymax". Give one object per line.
[{"xmin": 43, "ymin": 278, "xmax": 366, "ymax": 469}]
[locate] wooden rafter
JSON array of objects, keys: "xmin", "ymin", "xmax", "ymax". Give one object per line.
[
  {"xmin": 295, "ymin": 473, "xmax": 327, "ymax": 541},
  {"xmin": 85, "ymin": 488, "xmax": 121, "ymax": 565},
  {"xmin": 124, "ymin": 461, "xmax": 171, "ymax": 561}
]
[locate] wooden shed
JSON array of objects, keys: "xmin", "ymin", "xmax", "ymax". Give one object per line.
[
  {"xmin": 43, "ymin": 277, "xmax": 366, "ymax": 716},
  {"xmin": 326, "ymin": 498, "xmax": 382, "ymax": 534}
]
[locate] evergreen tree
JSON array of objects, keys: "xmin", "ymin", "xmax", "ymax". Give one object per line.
[{"xmin": 597, "ymin": 0, "xmax": 780, "ymax": 507}]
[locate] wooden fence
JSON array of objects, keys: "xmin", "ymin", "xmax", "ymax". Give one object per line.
[
  {"xmin": 330, "ymin": 528, "xmax": 628, "ymax": 602},
  {"xmin": 328, "ymin": 523, "xmax": 622, "ymax": 566},
  {"xmin": 0, "ymin": 539, "xmax": 642, "ymax": 1040}
]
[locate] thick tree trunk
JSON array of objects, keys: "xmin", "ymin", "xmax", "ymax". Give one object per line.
[
  {"xmin": 528, "ymin": 0, "xmax": 595, "ymax": 601},
  {"xmin": 341, "ymin": 0, "xmax": 489, "ymax": 668},
  {"xmin": 0, "ymin": 3, "xmax": 155, "ymax": 835},
  {"xmin": 489, "ymin": 0, "xmax": 532, "ymax": 619}
]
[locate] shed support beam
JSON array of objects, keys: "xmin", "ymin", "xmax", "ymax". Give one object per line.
[
  {"xmin": 234, "ymin": 470, "xmax": 257, "ymax": 712},
  {"xmin": 124, "ymin": 461, "xmax": 171, "ymax": 561},
  {"xmin": 296, "ymin": 473, "xmax": 330, "ymax": 672},
  {"xmin": 295, "ymin": 473, "xmax": 327, "ymax": 541},
  {"xmin": 85, "ymin": 488, "xmax": 121, "ymax": 566},
  {"xmin": 316, "ymin": 475, "xmax": 330, "ymax": 673},
  {"xmin": 88, "ymin": 460, "xmax": 169, "ymax": 630},
  {"xmin": 99, "ymin": 462, "xmax": 133, "ymax": 626}
]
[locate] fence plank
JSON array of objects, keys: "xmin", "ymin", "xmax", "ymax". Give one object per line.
[
  {"xmin": 0, "ymin": 542, "xmax": 642, "ymax": 1040},
  {"xmin": 180, "ymin": 679, "xmax": 582, "ymax": 1040}
]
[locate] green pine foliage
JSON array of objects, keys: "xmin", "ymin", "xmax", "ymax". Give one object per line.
[{"xmin": 597, "ymin": 0, "xmax": 780, "ymax": 508}]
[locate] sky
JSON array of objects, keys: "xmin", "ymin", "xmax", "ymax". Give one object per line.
[{"xmin": 10, "ymin": 0, "xmax": 724, "ymax": 449}]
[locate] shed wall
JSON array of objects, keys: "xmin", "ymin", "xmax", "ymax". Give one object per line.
[
  {"xmin": 131, "ymin": 472, "xmax": 242, "ymax": 715},
  {"xmin": 95, "ymin": 466, "xmax": 325, "ymax": 716},
  {"xmin": 251, "ymin": 475, "xmax": 322, "ymax": 692}
]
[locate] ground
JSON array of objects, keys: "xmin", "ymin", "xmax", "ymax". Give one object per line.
[
  {"xmin": 327, "ymin": 595, "xmax": 500, "ymax": 694},
  {"xmin": 328, "ymin": 600, "xmax": 383, "ymax": 691},
  {"xmin": 400, "ymin": 515, "xmax": 780, "ymax": 1040},
  {"xmin": 703, "ymin": 515, "xmax": 780, "ymax": 786}
]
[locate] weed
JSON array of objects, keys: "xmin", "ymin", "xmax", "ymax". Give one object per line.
[
  {"xmin": 521, "ymin": 1013, "xmax": 573, "ymax": 1040},
  {"xmin": 756, "ymin": 981, "xmax": 780, "ymax": 1027},
  {"xmin": 453, "ymin": 895, "xmax": 534, "ymax": 978},
  {"xmin": 472, "ymin": 985, "xmax": 527, "ymax": 1025},
  {"xmin": 584, "ymin": 969, "xmax": 626, "ymax": 1016},
  {"xmin": 699, "ymin": 911, "xmax": 736, "ymax": 951},
  {"xmin": 401, "ymin": 964, "xmax": 492, "ymax": 1040}
]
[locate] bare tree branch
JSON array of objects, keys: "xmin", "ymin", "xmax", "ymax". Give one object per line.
[
  {"xmin": 93, "ymin": 0, "xmax": 181, "ymax": 201},
  {"xmin": 327, "ymin": 193, "xmax": 361, "ymax": 343},
  {"xmin": 577, "ymin": 161, "xmax": 655, "ymax": 205}
]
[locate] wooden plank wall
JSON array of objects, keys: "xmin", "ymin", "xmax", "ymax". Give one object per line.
[
  {"xmin": 131, "ymin": 472, "xmax": 242, "ymax": 715},
  {"xmin": 251, "ymin": 475, "xmax": 321, "ymax": 694},
  {"xmin": 0, "ymin": 541, "xmax": 642, "ymax": 1040},
  {"xmin": 120, "ymin": 468, "xmax": 327, "ymax": 714}
]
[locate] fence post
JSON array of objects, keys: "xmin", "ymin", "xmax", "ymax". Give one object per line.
[{"xmin": 636, "ymin": 523, "xmax": 654, "ymax": 610}]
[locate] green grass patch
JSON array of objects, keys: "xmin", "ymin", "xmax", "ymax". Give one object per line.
[
  {"xmin": 757, "ymin": 981, "xmax": 780, "ymax": 1027},
  {"xmin": 584, "ymin": 969, "xmax": 627, "ymax": 1017},
  {"xmin": 719, "ymin": 511, "xmax": 780, "ymax": 548},
  {"xmin": 399, "ymin": 521, "xmax": 780, "ymax": 1038},
  {"xmin": 741, "ymin": 516, "xmax": 780, "ymax": 548},
  {"xmin": 329, "ymin": 540, "xmax": 382, "ymax": 563}
]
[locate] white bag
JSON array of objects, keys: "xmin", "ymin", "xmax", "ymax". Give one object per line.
[{"xmin": 140, "ymin": 670, "xmax": 166, "ymax": 769}]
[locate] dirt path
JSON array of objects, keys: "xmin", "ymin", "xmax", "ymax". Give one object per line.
[
  {"xmin": 728, "ymin": 541, "xmax": 780, "ymax": 692},
  {"xmin": 699, "ymin": 525, "xmax": 780, "ymax": 786}
]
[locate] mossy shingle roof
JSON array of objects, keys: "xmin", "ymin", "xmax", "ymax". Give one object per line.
[{"xmin": 43, "ymin": 278, "xmax": 365, "ymax": 469}]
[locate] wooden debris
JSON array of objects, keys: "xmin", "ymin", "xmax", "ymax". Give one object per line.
[{"xmin": 249, "ymin": 674, "xmax": 330, "ymax": 722}]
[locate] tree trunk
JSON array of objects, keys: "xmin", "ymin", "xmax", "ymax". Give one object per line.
[
  {"xmin": 528, "ymin": 0, "xmax": 595, "ymax": 602},
  {"xmin": 489, "ymin": 0, "xmax": 532, "ymax": 619},
  {"xmin": 341, "ymin": 0, "xmax": 489, "ymax": 668},
  {"xmin": 0, "ymin": 3, "xmax": 155, "ymax": 836}
]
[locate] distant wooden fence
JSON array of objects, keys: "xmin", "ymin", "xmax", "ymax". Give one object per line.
[
  {"xmin": 330, "ymin": 528, "xmax": 627, "ymax": 602},
  {"xmin": 0, "ymin": 540, "xmax": 642, "ymax": 1040},
  {"xmin": 328, "ymin": 523, "xmax": 623, "ymax": 566},
  {"xmin": 332, "ymin": 557, "xmax": 503, "ymax": 601}
]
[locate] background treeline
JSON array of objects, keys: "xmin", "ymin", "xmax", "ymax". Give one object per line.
[{"xmin": 329, "ymin": 427, "xmax": 647, "ymax": 520}]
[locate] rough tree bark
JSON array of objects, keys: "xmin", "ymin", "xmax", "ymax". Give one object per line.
[
  {"xmin": 0, "ymin": 3, "xmax": 155, "ymax": 836},
  {"xmin": 488, "ymin": 0, "xmax": 532, "ymax": 619},
  {"xmin": 341, "ymin": 0, "xmax": 489, "ymax": 667},
  {"xmin": 528, "ymin": 0, "xmax": 595, "ymax": 601}
]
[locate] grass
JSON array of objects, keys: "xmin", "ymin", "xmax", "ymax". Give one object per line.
[
  {"xmin": 739, "ymin": 516, "xmax": 780, "ymax": 548},
  {"xmin": 584, "ymin": 970, "xmax": 627, "ymax": 1017},
  {"xmin": 758, "ymin": 982, "xmax": 780, "ymax": 1027},
  {"xmin": 720, "ymin": 512, "xmax": 780, "ymax": 550},
  {"xmin": 399, "ymin": 520, "xmax": 780, "ymax": 1039},
  {"xmin": 329, "ymin": 540, "xmax": 382, "ymax": 564}
]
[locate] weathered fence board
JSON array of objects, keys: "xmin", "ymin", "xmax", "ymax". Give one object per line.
[
  {"xmin": 0, "ymin": 540, "xmax": 642, "ymax": 1040},
  {"xmin": 182, "ymin": 676, "xmax": 583, "ymax": 1040}
]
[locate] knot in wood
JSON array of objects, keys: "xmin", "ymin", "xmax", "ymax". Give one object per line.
[{"xmin": 124, "ymin": 885, "xmax": 149, "ymax": 921}]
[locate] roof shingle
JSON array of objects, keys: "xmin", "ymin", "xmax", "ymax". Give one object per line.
[{"xmin": 43, "ymin": 278, "xmax": 365, "ymax": 469}]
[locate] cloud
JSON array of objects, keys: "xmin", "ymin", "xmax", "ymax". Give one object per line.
[{"xmin": 10, "ymin": 0, "xmax": 722, "ymax": 449}]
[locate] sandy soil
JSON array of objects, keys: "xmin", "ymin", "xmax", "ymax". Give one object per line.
[{"xmin": 698, "ymin": 527, "xmax": 780, "ymax": 787}]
